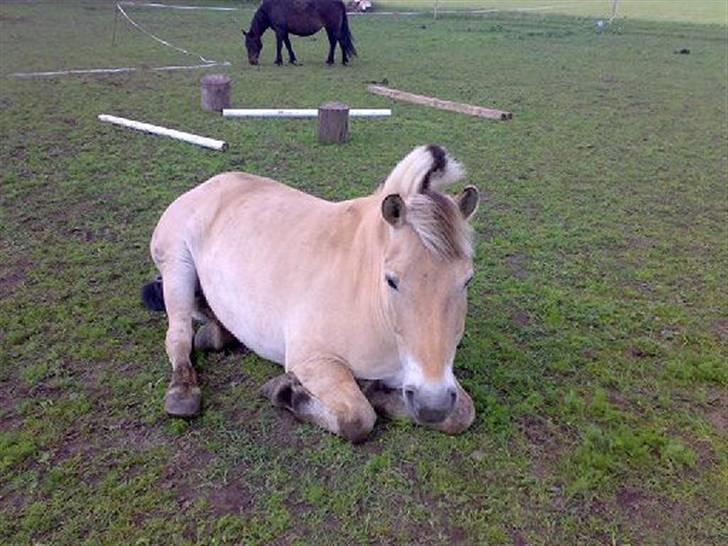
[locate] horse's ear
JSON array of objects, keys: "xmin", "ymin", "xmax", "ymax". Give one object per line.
[
  {"xmin": 456, "ymin": 186, "xmax": 479, "ymax": 220},
  {"xmin": 382, "ymin": 194, "xmax": 406, "ymax": 227}
]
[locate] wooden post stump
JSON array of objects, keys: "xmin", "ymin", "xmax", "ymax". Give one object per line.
[
  {"xmin": 318, "ymin": 102, "xmax": 349, "ymax": 143},
  {"xmin": 200, "ymin": 74, "xmax": 231, "ymax": 113}
]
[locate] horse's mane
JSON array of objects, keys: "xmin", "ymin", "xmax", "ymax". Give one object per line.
[
  {"xmin": 249, "ymin": 6, "xmax": 269, "ymax": 35},
  {"xmin": 378, "ymin": 145, "xmax": 473, "ymax": 260}
]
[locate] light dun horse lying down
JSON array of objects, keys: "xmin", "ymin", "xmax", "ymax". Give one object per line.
[{"xmin": 142, "ymin": 145, "xmax": 480, "ymax": 443}]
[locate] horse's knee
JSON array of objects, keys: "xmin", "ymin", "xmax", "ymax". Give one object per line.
[{"xmin": 337, "ymin": 404, "xmax": 376, "ymax": 444}]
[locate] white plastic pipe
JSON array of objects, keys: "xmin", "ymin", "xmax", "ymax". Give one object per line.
[
  {"xmin": 98, "ymin": 114, "xmax": 227, "ymax": 151},
  {"xmin": 118, "ymin": 2, "xmax": 239, "ymax": 11},
  {"xmin": 8, "ymin": 62, "xmax": 230, "ymax": 79},
  {"xmin": 222, "ymin": 108, "xmax": 391, "ymax": 118}
]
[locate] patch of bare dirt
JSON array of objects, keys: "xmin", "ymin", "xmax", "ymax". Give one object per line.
[
  {"xmin": 518, "ymin": 415, "xmax": 566, "ymax": 481},
  {"xmin": 712, "ymin": 319, "xmax": 728, "ymax": 342},
  {"xmin": 0, "ymin": 14, "xmax": 28, "ymax": 23},
  {"xmin": 624, "ymin": 346, "xmax": 656, "ymax": 359},
  {"xmin": 511, "ymin": 309, "xmax": 531, "ymax": 328},
  {"xmin": 613, "ymin": 486, "xmax": 685, "ymax": 542},
  {"xmin": 506, "ymin": 254, "xmax": 529, "ymax": 280},
  {"xmin": 510, "ymin": 529, "xmax": 528, "ymax": 546},
  {"xmin": 206, "ymin": 479, "xmax": 254, "ymax": 516},
  {"xmin": 0, "ymin": 258, "xmax": 30, "ymax": 299},
  {"xmin": 707, "ymin": 407, "xmax": 726, "ymax": 435}
]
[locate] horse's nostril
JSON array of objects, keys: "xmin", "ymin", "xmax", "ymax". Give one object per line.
[
  {"xmin": 404, "ymin": 387, "xmax": 416, "ymax": 405},
  {"xmin": 449, "ymin": 388, "xmax": 458, "ymax": 408}
]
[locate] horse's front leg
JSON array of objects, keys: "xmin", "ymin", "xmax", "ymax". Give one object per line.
[
  {"xmin": 324, "ymin": 28, "xmax": 336, "ymax": 65},
  {"xmin": 282, "ymin": 33, "xmax": 297, "ymax": 64},
  {"xmin": 361, "ymin": 380, "xmax": 475, "ymax": 435},
  {"xmin": 274, "ymin": 31, "xmax": 284, "ymax": 65},
  {"xmin": 261, "ymin": 355, "xmax": 376, "ymax": 443}
]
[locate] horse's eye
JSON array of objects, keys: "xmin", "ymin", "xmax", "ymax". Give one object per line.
[{"xmin": 386, "ymin": 274, "xmax": 399, "ymax": 291}]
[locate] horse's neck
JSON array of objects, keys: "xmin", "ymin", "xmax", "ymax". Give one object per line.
[
  {"xmin": 343, "ymin": 197, "xmax": 391, "ymax": 321},
  {"xmin": 250, "ymin": 9, "xmax": 270, "ymax": 37}
]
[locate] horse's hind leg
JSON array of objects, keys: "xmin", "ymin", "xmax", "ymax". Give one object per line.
[
  {"xmin": 193, "ymin": 298, "xmax": 237, "ymax": 352},
  {"xmin": 261, "ymin": 356, "xmax": 376, "ymax": 443},
  {"xmin": 160, "ymin": 261, "xmax": 202, "ymax": 417}
]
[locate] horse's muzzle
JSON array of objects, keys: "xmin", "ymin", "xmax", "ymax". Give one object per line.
[{"xmin": 404, "ymin": 385, "xmax": 457, "ymax": 424}]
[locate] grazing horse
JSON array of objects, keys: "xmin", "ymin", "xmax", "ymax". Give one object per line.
[
  {"xmin": 142, "ymin": 146, "xmax": 480, "ymax": 442},
  {"xmin": 242, "ymin": 0, "xmax": 357, "ymax": 65}
]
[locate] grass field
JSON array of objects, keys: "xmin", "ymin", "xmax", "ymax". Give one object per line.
[
  {"xmin": 1, "ymin": 0, "xmax": 727, "ymax": 544},
  {"xmin": 377, "ymin": 0, "xmax": 728, "ymax": 25}
]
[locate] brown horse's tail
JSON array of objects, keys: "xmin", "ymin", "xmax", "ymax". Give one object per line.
[
  {"xmin": 141, "ymin": 274, "xmax": 166, "ymax": 312},
  {"xmin": 340, "ymin": 9, "xmax": 357, "ymax": 58}
]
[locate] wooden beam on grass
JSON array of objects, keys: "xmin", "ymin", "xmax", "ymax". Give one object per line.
[{"xmin": 367, "ymin": 85, "xmax": 512, "ymax": 121}]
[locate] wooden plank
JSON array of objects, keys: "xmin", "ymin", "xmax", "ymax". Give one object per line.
[{"xmin": 367, "ymin": 85, "xmax": 512, "ymax": 121}]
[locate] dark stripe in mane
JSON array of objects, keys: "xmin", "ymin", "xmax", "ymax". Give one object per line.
[{"xmin": 420, "ymin": 144, "xmax": 448, "ymax": 193}]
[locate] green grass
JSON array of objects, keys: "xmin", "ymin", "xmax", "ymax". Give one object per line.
[
  {"xmin": 1, "ymin": 0, "xmax": 727, "ymax": 544},
  {"xmin": 378, "ymin": 0, "xmax": 728, "ymax": 25}
]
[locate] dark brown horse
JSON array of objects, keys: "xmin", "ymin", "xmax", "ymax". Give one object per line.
[{"xmin": 242, "ymin": 0, "xmax": 357, "ymax": 66}]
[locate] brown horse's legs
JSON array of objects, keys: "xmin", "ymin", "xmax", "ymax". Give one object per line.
[
  {"xmin": 274, "ymin": 32, "xmax": 284, "ymax": 65},
  {"xmin": 361, "ymin": 380, "xmax": 475, "ymax": 435},
  {"xmin": 325, "ymin": 28, "xmax": 336, "ymax": 64},
  {"xmin": 262, "ymin": 357, "xmax": 376, "ymax": 443},
  {"xmin": 339, "ymin": 39, "xmax": 348, "ymax": 65},
  {"xmin": 160, "ymin": 262, "xmax": 202, "ymax": 417},
  {"xmin": 282, "ymin": 34, "xmax": 297, "ymax": 64}
]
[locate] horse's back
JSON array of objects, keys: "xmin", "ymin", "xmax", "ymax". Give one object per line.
[
  {"xmin": 267, "ymin": 0, "xmax": 345, "ymax": 36},
  {"xmin": 152, "ymin": 172, "xmax": 326, "ymax": 261}
]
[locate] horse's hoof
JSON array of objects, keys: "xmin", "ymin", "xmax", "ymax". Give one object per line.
[
  {"xmin": 194, "ymin": 323, "xmax": 221, "ymax": 352},
  {"xmin": 260, "ymin": 372, "xmax": 300, "ymax": 406},
  {"xmin": 164, "ymin": 383, "xmax": 201, "ymax": 417}
]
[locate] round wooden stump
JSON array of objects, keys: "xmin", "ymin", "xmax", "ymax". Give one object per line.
[
  {"xmin": 318, "ymin": 102, "xmax": 349, "ymax": 144},
  {"xmin": 200, "ymin": 74, "xmax": 231, "ymax": 113}
]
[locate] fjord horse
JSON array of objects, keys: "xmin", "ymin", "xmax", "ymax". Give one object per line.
[
  {"xmin": 142, "ymin": 146, "xmax": 480, "ymax": 442},
  {"xmin": 242, "ymin": 0, "xmax": 356, "ymax": 65}
]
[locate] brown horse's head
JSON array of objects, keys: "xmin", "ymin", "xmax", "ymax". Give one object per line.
[
  {"xmin": 242, "ymin": 29, "xmax": 262, "ymax": 65},
  {"xmin": 379, "ymin": 146, "xmax": 480, "ymax": 424}
]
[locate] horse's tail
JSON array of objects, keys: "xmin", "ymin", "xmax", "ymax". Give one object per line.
[
  {"xmin": 141, "ymin": 274, "xmax": 166, "ymax": 312},
  {"xmin": 381, "ymin": 145, "xmax": 464, "ymax": 197},
  {"xmin": 340, "ymin": 8, "xmax": 357, "ymax": 58}
]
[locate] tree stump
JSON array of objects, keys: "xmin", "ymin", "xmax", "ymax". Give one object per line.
[
  {"xmin": 200, "ymin": 74, "xmax": 231, "ymax": 113},
  {"xmin": 318, "ymin": 102, "xmax": 349, "ymax": 143}
]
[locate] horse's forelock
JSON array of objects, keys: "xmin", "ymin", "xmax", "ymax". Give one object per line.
[{"xmin": 405, "ymin": 191, "xmax": 473, "ymax": 261}]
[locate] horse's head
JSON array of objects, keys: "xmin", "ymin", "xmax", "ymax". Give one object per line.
[
  {"xmin": 242, "ymin": 29, "xmax": 262, "ymax": 65},
  {"xmin": 379, "ymin": 146, "xmax": 480, "ymax": 424}
]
